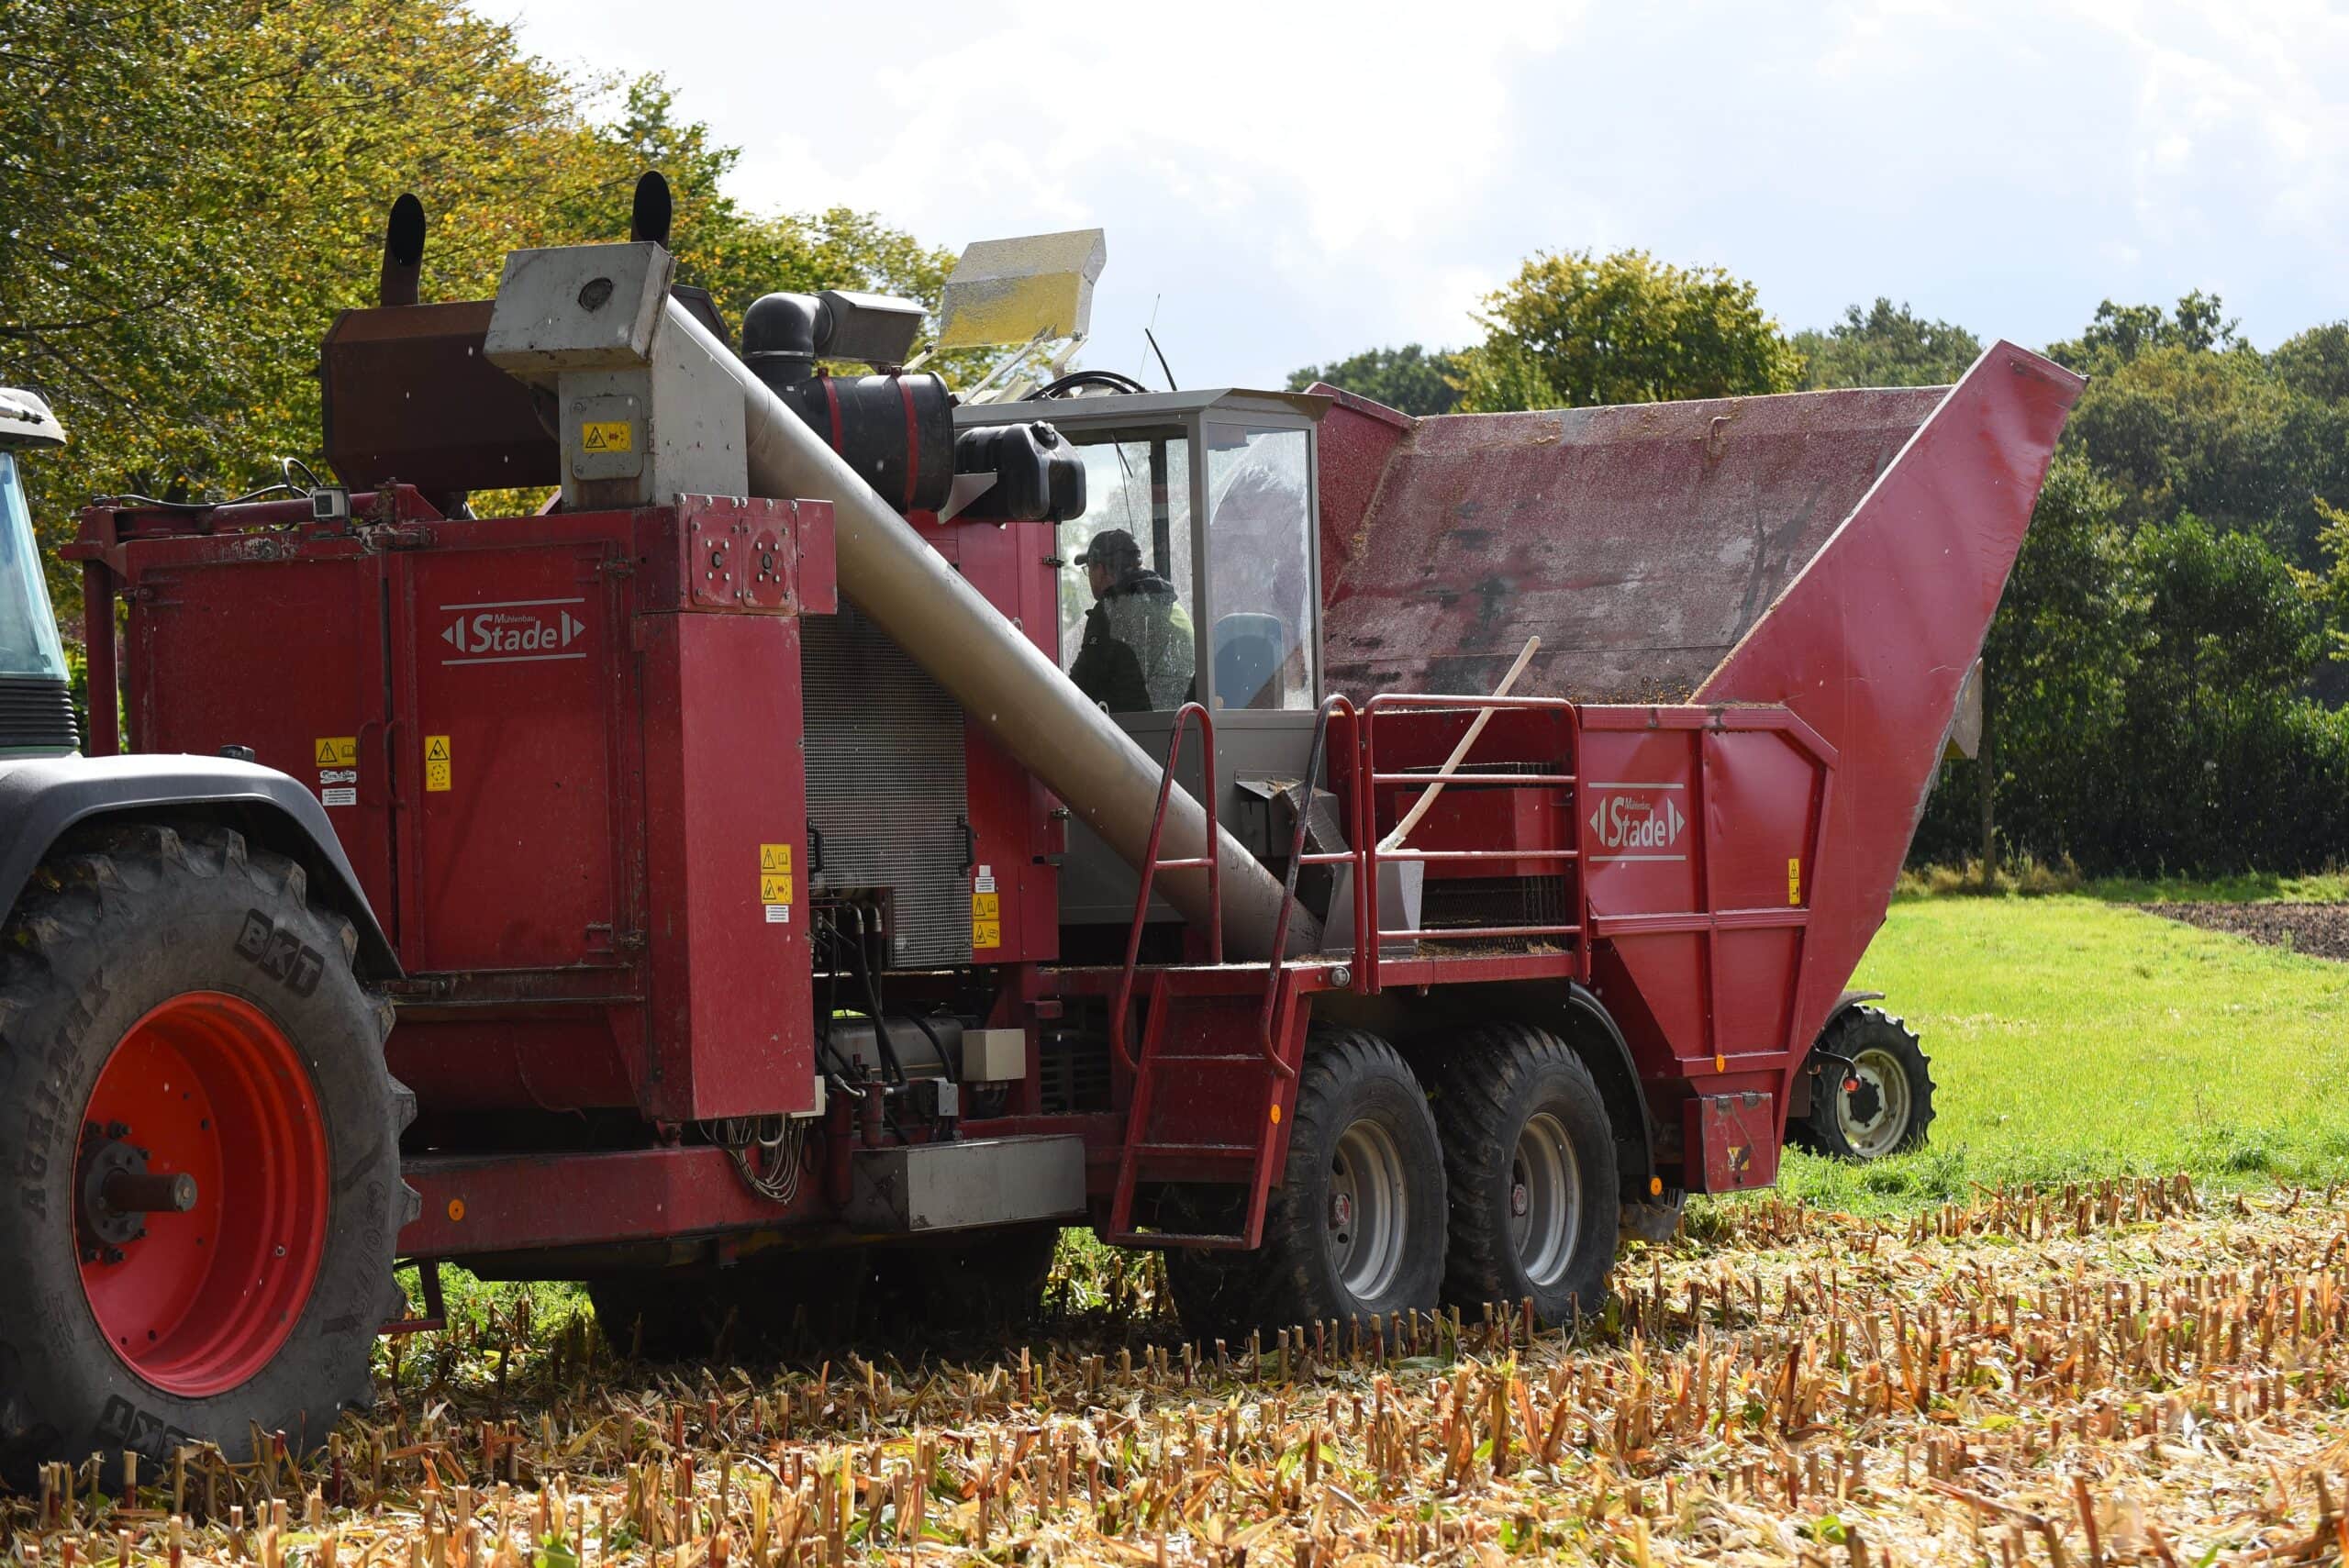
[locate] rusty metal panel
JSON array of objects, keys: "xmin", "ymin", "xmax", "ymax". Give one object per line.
[
  {"xmin": 1684, "ymin": 1091, "xmax": 1780, "ymax": 1192},
  {"xmin": 1321, "ymin": 386, "xmax": 1943, "ymax": 701},
  {"xmin": 321, "ymin": 301, "xmax": 559, "ymax": 493}
]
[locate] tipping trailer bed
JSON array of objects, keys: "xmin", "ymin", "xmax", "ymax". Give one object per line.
[{"xmin": 1304, "ymin": 347, "xmax": 2085, "ymax": 1187}]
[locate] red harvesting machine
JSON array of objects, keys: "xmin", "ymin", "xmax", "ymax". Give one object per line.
[{"xmin": 9, "ymin": 191, "xmax": 2080, "ymax": 1475}]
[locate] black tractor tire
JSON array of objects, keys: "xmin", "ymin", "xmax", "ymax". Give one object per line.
[
  {"xmin": 1424, "ymin": 1022, "xmax": 1619, "ymax": 1328},
  {"xmin": 868, "ymin": 1223, "xmax": 1062, "ymax": 1336},
  {"xmin": 1166, "ymin": 1029, "xmax": 1445, "ymax": 1339},
  {"xmin": 0, "ymin": 822, "xmax": 414, "ymax": 1488},
  {"xmin": 589, "ymin": 1249, "xmax": 867, "ymax": 1362},
  {"xmin": 1797, "ymin": 1006, "xmax": 1936, "ymax": 1161}
]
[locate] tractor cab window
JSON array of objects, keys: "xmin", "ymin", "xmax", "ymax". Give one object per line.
[
  {"xmin": 0, "ymin": 453, "xmax": 68, "ymax": 683},
  {"xmin": 1060, "ymin": 431, "xmax": 1197, "ymax": 714},
  {"xmin": 1205, "ymin": 425, "xmax": 1316, "ymax": 710}
]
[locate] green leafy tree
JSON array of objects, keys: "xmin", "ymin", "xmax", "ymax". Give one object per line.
[
  {"xmin": 1, "ymin": 1, "xmax": 954, "ymax": 616},
  {"xmin": 1286, "ymin": 345, "xmax": 1464, "ymax": 416},
  {"xmin": 2048, "ymin": 289, "xmax": 2241, "ymax": 373},
  {"xmin": 1793, "ymin": 299, "xmax": 1982, "ymax": 389},
  {"xmin": 1454, "ymin": 249, "xmax": 1802, "ymax": 412}
]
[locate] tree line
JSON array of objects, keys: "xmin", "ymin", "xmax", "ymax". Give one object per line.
[
  {"xmin": 3, "ymin": 0, "xmax": 954, "ymax": 606},
  {"xmin": 9, "ymin": 8, "xmax": 2337, "ymax": 878},
  {"xmin": 1290, "ymin": 253, "xmax": 2349, "ymax": 879}
]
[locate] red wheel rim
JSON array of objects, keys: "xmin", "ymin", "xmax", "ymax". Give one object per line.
[{"xmin": 76, "ymin": 992, "xmax": 329, "ymax": 1396}]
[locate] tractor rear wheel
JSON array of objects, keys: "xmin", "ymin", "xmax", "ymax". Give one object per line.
[
  {"xmin": 1165, "ymin": 1029, "xmax": 1445, "ymax": 1338},
  {"xmin": 0, "ymin": 823, "xmax": 413, "ymax": 1487},
  {"xmin": 1426, "ymin": 1022, "xmax": 1618, "ymax": 1327},
  {"xmin": 1798, "ymin": 1006, "xmax": 1935, "ymax": 1161}
]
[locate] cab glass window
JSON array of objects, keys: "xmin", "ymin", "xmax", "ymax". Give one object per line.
[
  {"xmin": 1205, "ymin": 425, "xmax": 1315, "ymax": 710},
  {"xmin": 1057, "ymin": 433, "xmax": 1194, "ymax": 662},
  {"xmin": 0, "ymin": 453, "xmax": 68, "ymax": 682}
]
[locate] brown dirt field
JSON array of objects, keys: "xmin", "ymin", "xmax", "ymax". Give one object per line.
[
  {"xmin": 17, "ymin": 1179, "xmax": 2349, "ymax": 1567},
  {"xmin": 2144, "ymin": 902, "xmax": 2349, "ymax": 962}
]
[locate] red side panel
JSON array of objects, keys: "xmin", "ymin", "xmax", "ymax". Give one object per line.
[
  {"xmin": 639, "ymin": 609, "xmax": 815, "ymax": 1120},
  {"xmin": 1697, "ymin": 342, "xmax": 2083, "ymax": 1071},
  {"xmin": 393, "ymin": 539, "xmax": 629, "ymax": 973},
  {"xmin": 125, "ymin": 542, "xmax": 396, "ymax": 933}
]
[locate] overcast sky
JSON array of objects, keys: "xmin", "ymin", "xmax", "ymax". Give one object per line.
[{"xmin": 498, "ymin": 0, "xmax": 2349, "ymax": 391}]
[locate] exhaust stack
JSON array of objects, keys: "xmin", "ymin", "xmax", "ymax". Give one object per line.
[{"xmin": 484, "ymin": 241, "xmax": 1313, "ymax": 961}]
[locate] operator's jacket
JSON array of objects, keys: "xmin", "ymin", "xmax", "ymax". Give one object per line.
[{"xmin": 1070, "ymin": 567, "xmax": 1196, "ymax": 713}]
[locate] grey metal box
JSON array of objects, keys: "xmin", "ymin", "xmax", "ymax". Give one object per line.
[
  {"xmin": 845, "ymin": 1135, "xmax": 1085, "ymax": 1234},
  {"xmin": 963, "ymin": 1028, "xmax": 1027, "ymax": 1083}
]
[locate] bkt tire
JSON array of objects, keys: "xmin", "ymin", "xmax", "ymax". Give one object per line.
[
  {"xmin": 0, "ymin": 824, "xmax": 413, "ymax": 1487},
  {"xmin": 1800, "ymin": 1006, "xmax": 1936, "ymax": 1161},
  {"xmin": 1427, "ymin": 1023, "xmax": 1618, "ymax": 1328},
  {"xmin": 1167, "ymin": 1029, "xmax": 1444, "ymax": 1336}
]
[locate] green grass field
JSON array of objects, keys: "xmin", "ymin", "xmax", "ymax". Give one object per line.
[{"xmin": 1773, "ymin": 892, "xmax": 2349, "ymax": 1210}]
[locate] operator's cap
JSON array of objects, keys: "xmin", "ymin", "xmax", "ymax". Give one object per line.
[{"xmin": 1075, "ymin": 528, "xmax": 1141, "ymax": 567}]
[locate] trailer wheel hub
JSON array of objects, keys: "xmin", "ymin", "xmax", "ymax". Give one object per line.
[{"xmin": 73, "ymin": 992, "xmax": 329, "ymax": 1397}]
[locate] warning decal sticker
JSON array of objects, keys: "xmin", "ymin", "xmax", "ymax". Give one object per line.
[
  {"xmin": 315, "ymin": 737, "xmax": 358, "ymax": 768},
  {"xmin": 424, "ymin": 735, "xmax": 452, "ymax": 793},
  {"xmin": 759, "ymin": 843, "xmax": 795, "ymax": 925},
  {"xmin": 580, "ymin": 421, "xmax": 633, "ymax": 454},
  {"xmin": 973, "ymin": 889, "xmax": 1001, "ymax": 950}
]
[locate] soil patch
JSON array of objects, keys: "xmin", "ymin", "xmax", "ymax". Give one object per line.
[{"xmin": 2144, "ymin": 899, "xmax": 2349, "ymax": 961}]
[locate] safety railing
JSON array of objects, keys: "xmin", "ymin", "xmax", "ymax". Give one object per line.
[
  {"xmin": 1354, "ymin": 693, "xmax": 1584, "ymax": 993},
  {"xmin": 1111, "ymin": 702, "xmax": 1219, "ymax": 1073}
]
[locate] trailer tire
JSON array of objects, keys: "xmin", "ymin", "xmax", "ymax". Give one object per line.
[
  {"xmin": 0, "ymin": 823, "xmax": 412, "ymax": 1488},
  {"xmin": 1165, "ymin": 1029, "xmax": 1444, "ymax": 1338},
  {"xmin": 1423, "ymin": 1022, "xmax": 1617, "ymax": 1328},
  {"xmin": 1798, "ymin": 1006, "xmax": 1935, "ymax": 1161}
]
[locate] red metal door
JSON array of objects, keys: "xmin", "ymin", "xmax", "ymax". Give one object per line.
[
  {"xmin": 128, "ymin": 548, "xmax": 397, "ymax": 933},
  {"xmin": 387, "ymin": 537, "xmax": 635, "ymax": 975}
]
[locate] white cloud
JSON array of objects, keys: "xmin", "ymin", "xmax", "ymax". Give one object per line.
[{"xmin": 499, "ymin": 0, "xmax": 2349, "ymax": 378}]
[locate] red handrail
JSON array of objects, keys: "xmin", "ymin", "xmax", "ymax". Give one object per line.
[
  {"xmin": 1111, "ymin": 703, "xmax": 1219, "ymax": 1073},
  {"xmin": 1356, "ymin": 693, "xmax": 1585, "ymax": 993}
]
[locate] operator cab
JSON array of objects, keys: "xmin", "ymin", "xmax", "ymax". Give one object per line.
[
  {"xmin": 0, "ymin": 389, "xmax": 77, "ymax": 753},
  {"xmin": 954, "ymin": 388, "xmax": 1331, "ymax": 935}
]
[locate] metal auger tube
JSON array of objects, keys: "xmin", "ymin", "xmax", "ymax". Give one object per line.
[{"xmin": 661, "ymin": 299, "xmax": 1318, "ymax": 962}]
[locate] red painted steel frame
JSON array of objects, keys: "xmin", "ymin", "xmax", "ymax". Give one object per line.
[{"xmin": 65, "ymin": 333, "xmax": 2078, "ymax": 1260}]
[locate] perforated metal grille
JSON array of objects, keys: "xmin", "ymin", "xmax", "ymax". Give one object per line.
[{"xmin": 801, "ymin": 607, "xmax": 973, "ymax": 967}]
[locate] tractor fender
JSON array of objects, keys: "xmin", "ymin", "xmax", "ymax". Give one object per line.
[
  {"xmin": 0, "ymin": 752, "xmax": 398, "ymax": 977},
  {"xmin": 1786, "ymin": 989, "xmax": 1889, "ymax": 1119}
]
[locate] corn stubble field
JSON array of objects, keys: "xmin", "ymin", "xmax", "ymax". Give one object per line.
[{"xmin": 16, "ymin": 1176, "xmax": 2349, "ymax": 1568}]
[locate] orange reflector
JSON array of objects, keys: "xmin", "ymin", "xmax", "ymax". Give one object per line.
[
  {"xmin": 1649, "ymin": 1176, "xmax": 1663, "ymax": 1195},
  {"xmin": 1269, "ymin": 1104, "xmax": 1281, "ymax": 1123},
  {"xmin": 1714, "ymin": 1053, "xmax": 1726, "ymax": 1073},
  {"xmin": 447, "ymin": 1197, "xmax": 466, "ymax": 1223}
]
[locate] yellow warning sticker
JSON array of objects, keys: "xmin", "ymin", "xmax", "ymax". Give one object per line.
[
  {"xmin": 760, "ymin": 843, "xmax": 793, "ymax": 873},
  {"xmin": 580, "ymin": 420, "xmax": 633, "ymax": 454},
  {"xmin": 1787, "ymin": 857, "xmax": 1802, "ymax": 906},
  {"xmin": 761, "ymin": 873, "xmax": 795, "ymax": 906},
  {"xmin": 315, "ymin": 736, "xmax": 358, "ymax": 768},
  {"xmin": 973, "ymin": 918, "xmax": 1002, "ymax": 950},
  {"xmin": 972, "ymin": 892, "xmax": 1000, "ymax": 921},
  {"xmin": 424, "ymin": 734, "xmax": 452, "ymax": 793}
]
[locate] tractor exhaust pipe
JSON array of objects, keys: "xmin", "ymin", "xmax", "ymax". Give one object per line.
[{"xmin": 661, "ymin": 298, "xmax": 1316, "ymax": 962}]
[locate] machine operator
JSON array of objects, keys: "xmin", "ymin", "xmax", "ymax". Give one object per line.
[{"xmin": 1068, "ymin": 527, "xmax": 1196, "ymax": 714}]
